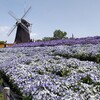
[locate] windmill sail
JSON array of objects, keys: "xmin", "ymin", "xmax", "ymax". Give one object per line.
[
  {"xmin": 8, "ymin": 24, "xmax": 17, "ymax": 36},
  {"xmin": 22, "ymin": 6, "xmax": 31, "ymax": 19}
]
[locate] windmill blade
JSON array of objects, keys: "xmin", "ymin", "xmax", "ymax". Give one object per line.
[
  {"xmin": 21, "ymin": 6, "xmax": 31, "ymax": 19},
  {"xmin": 8, "ymin": 24, "xmax": 17, "ymax": 36},
  {"xmin": 8, "ymin": 11, "xmax": 18, "ymax": 21},
  {"xmin": 20, "ymin": 22, "xmax": 29, "ymax": 33}
]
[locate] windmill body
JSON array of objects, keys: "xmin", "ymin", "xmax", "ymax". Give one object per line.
[
  {"xmin": 15, "ymin": 19, "xmax": 30, "ymax": 43},
  {"xmin": 8, "ymin": 7, "xmax": 32, "ymax": 44}
]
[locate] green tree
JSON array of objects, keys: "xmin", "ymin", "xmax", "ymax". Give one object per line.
[
  {"xmin": 53, "ymin": 30, "xmax": 67, "ymax": 39},
  {"xmin": 0, "ymin": 41, "xmax": 7, "ymax": 44},
  {"xmin": 42, "ymin": 37, "xmax": 54, "ymax": 41}
]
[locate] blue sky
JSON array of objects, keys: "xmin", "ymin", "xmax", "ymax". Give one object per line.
[{"xmin": 0, "ymin": 0, "xmax": 100, "ymax": 43}]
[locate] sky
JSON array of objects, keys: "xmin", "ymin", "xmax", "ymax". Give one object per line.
[{"xmin": 0, "ymin": 0, "xmax": 100, "ymax": 43}]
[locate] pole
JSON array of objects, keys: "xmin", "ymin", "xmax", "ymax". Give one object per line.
[{"xmin": 3, "ymin": 87, "xmax": 10, "ymax": 100}]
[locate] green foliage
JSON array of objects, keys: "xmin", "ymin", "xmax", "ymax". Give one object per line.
[
  {"xmin": 42, "ymin": 29, "xmax": 68, "ymax": 41},
  {"xmin": 0, "ymin": 78, "xmax": 3, "ymax": 85},
  {"xmin": 42, "ymin": 37, "xmax": 54, "ymax": 41},
  {"xmin": 68, "ymin": 84, "xmax": 80, "ymax": 92},
  {"xmin": 78, "ymin": 70, "xmax": 84, "ymax": 73},
  {"xmin": 55, "ymin": 52, "xmax": 100, "ymax": 64},
  {"xmin": 93, "ymin": 82, "xmax": 100, "ymax": 86},
  {"xmin": 0, "ymin": 41, "xmax": 7, "ymax": 44},
  {"xmin": 23, "ymin": 96, "xmax": 32, "ymax": 100},
  {"xmin": 81, "ymin": 75, "xmax": 93, "ymax": 85},
  {"xmin": 25, "ymin": 61, "xmax": 31, "ymax": 65},
  {"xmin": 56, "ymin": 69, "xmax": 70, "ymax": 77},
  {"xmin": 0, "ymin": 93, "xmax": 3, "ymax": 100},
  {"xmin": 53, "ymin": 29, "xmax": 67, "ymax": 39},
  {"xmin": 38, "ymin": 70, "xmax": 44, "ymax": 75},
  {"xmin": 94, "ymin": 85, "xmax": 100, "ymax": 92},
  {"xmin": 95, "ymin": 54, "xmax": 100, "ymax": 63}
]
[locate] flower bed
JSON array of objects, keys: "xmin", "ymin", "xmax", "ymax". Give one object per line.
[
  {"xmin": 12, "ymin": 36, "xmax": 100, "ymax": 47},
  {"xmin": 0, "ymin": 42, "xmax": 100, "ymax": 99}
]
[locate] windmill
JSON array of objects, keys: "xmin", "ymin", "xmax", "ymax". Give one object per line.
[{"xmin": 8, "ymin": 6, "xmax": 32, "ymax": 43}]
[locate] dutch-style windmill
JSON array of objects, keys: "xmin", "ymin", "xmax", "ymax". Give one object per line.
[{"xmin": 8, "ymin": 7, "xmax": 32, "ymax": 43}]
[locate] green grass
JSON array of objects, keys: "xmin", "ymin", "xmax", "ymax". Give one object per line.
[
  {"xmin": 0, "ymin": 78, "xmax": 3, "ymax": 100},
  {"xmin": 0, "ymin": 93, "xmax": 3, "ymax": 100}
]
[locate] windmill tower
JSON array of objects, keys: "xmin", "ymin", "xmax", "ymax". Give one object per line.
[{"xmin": 8, "ymin": 7, "xmax": 32, "ymax": 43}]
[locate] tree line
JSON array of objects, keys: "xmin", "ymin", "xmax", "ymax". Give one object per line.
[{"xmin": 42, "ymin": 29, "xmax": 68, "ymax": 41}]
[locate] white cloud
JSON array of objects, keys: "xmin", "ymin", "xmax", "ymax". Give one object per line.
[
  {"xmin": 30, "ymin": 32, "xmax": 38, "ymax": 39},
  {"xmin": 0, "ymin": 26, "xmax": 10, "ymax": 34},
  {"xmin": 0, "ymin": 26, "xmax": 15, "ymax": 43}
]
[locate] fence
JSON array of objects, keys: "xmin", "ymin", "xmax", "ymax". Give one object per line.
[{"xmin": 0, "ymin": 44, "xmax": 14, "ymax": 48}]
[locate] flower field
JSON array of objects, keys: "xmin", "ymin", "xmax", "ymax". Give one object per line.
[
  {"xmin": 0, "ymin": 36, "xmax": 100, "ymax": 99},
  {"xmin": 13, "ymin": 36, "xmax": 100, "ymax": 47}
]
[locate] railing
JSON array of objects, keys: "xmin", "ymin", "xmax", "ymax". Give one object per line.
[{"xmin": 0, "ymin": 44, "xmax": 14, "ymax": 48}]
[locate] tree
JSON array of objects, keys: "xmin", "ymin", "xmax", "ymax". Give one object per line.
[
  {"xmin": 0, "ymin": 41, "xmax": 7, "ymax": 44},
  {"xmin": 53, "ymin": 30, "xmax": 67, "ymax": 39},
  {"xmin": 42, "ymin": 37, "xmax": 54, "ymax": 41}
]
